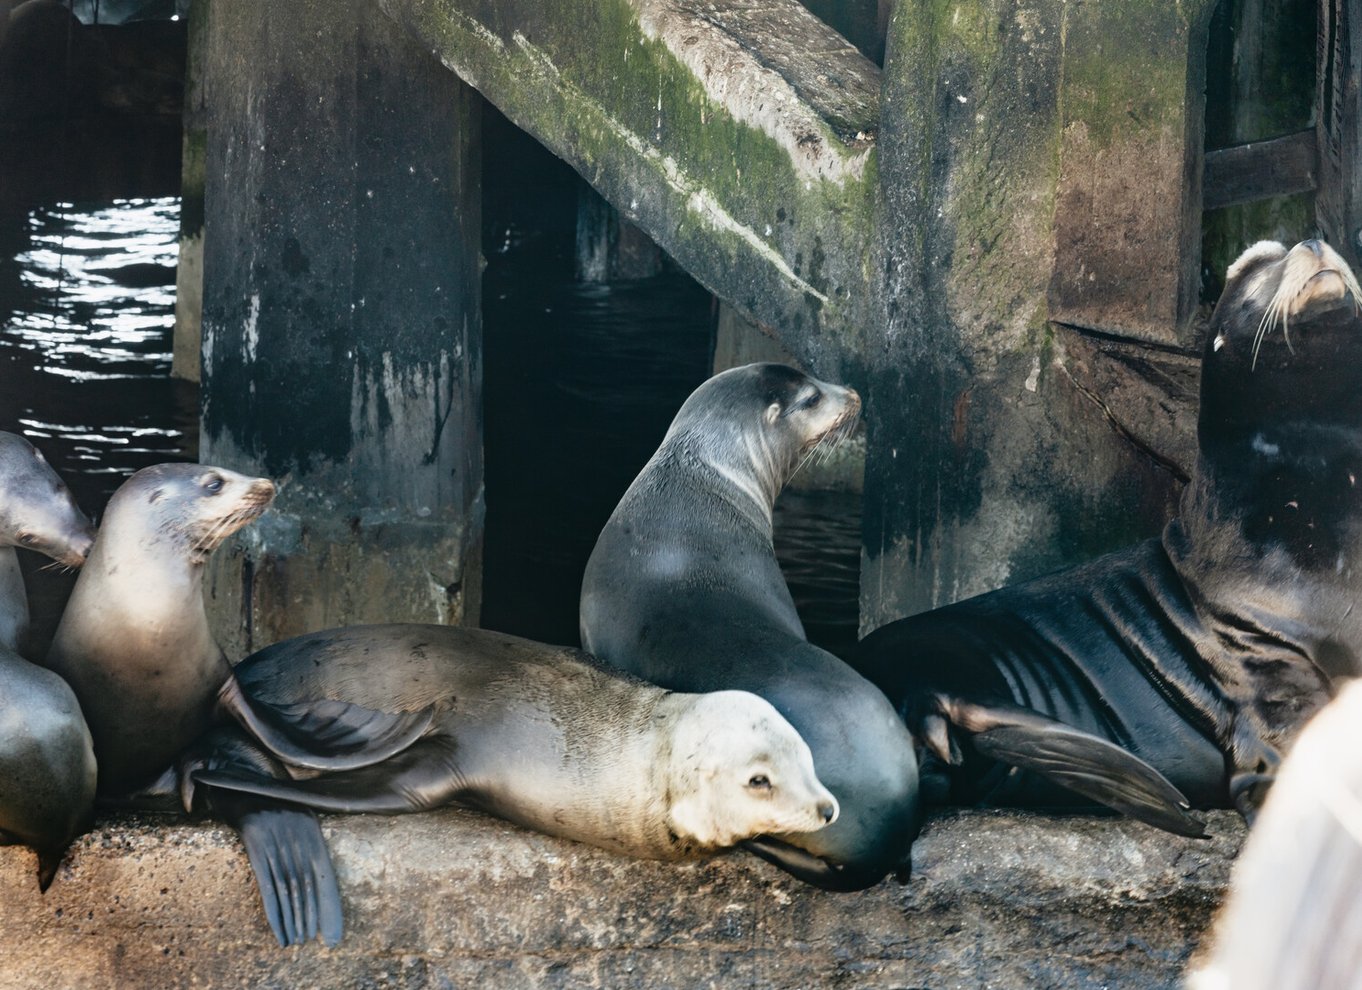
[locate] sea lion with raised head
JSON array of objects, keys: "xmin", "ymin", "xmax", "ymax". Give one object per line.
[
  {"xmin": 854, "ymin": 238, "xmax": 1362, "ymax": 825},
  {"xmin": 186, "ymin": 623, "xmax": 840, "ymax": 865},
  {"xmin": 0, "ymin": 431, "xmax": 96, "ymax": 889},
  {"xmin": 581, "ymin": 364, "xmax": 1201, "ymax": 888},
  {"xmin": 577, "ymin": 364, "xmax": 930, "ymax": 890},
  {"xmin": 45, "ymin": 462, "xmax": 342, "ymax": 947}
]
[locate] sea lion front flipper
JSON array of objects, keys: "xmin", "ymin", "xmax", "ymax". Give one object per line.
[
  {"xmin": 741, "ymin": 836, "xmax": 894, "ymax": 892},
  {"xmin": 193, "ymin": 736, "xmax": 464, "ymax": 815},
  {"xmin": 219, "ymin": 675, "xmax": 436, "ymax": 772},
  {"xmin": 936, "ymin": 696, "xmax": 1207, "ymax": 838}
]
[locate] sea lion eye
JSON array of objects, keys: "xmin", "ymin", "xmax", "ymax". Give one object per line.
[
  {"xmin": 201, "ymin": 474, "xmax": 224, "ymax": 494},
  {"xmin": 802, "ymin": 391, "xmax": 822, "ymax": 409},
  {"xmin": 748, "ymin": 774, "xmax": 771, "ymax": 790},
  {"xmin": 16, "ymin": 533, "xmax": 36, "ymax": 546}
]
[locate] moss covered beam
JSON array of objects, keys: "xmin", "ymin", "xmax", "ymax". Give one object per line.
[{"xmin": 380, "ymin": 0, "xmax": 882, "ymax": 358}]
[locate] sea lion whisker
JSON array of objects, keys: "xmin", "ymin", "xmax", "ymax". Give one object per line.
[{"xmin": 784, "ymin": 445, "xmax": 820, "ymax": 487}]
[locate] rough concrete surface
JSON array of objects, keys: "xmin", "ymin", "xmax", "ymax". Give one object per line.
[{"xmin": 0, "ymin": 808, "xmax": 1243, "ymax": 989}]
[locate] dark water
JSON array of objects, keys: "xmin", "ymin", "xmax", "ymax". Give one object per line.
[
  {"xmin": 0, "ymin": 194, "xmax": 196, "ymax": 645},
  {"xmin": 0, "ymin": 105, "xmax": 861, "ymax": 659}
]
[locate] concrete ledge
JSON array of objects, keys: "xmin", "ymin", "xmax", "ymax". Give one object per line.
[{"xmin": 0, "ymin": 808, "xmax": 1242, "ymax": 989}]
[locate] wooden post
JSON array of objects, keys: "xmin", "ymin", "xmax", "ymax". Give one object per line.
[
  {"xmin": 1316, "ymin": 0, "xmax": 1362, "ymax": 267},
  {"xmin": 198, "ymin": 0, "xmax": 484, "ymax": 655}
]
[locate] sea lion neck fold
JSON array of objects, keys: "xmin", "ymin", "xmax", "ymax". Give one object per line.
[
  {"xmin": 652, "ymin": 362, "xmax": 863, "ymax": 531},
  {"xmin": 1177, "ymin": 239, "xmax": 1362, "ymax": 657},
  {"xmin": 854, "ymin": 238, "xmax": 1362, "ymax": 834}
]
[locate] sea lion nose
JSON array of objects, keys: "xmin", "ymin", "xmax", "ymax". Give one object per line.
[
  {"xmin": 818, "ymin": 799, "xmax": 838, "ymax": 824},
  {"xmin": 1302, "ymin": 238, "xmax": 1324, "ymax": 257},
  {"xmin": 71, "ymin": 530, "xmax": 94, "ymax": 562}
]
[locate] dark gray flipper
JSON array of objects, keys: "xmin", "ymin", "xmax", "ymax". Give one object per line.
[
  {"xmin": 219, "ymin": 676, "xmax": 436, "ymax": 772},
  {"xmin": 740, "ymin": 836, "xmax": 898, "ymax": 892},
  {"xmin": 0, "ymin": 831, "xmax": 65, "ymax": 891},
  {"xmin": 936, "ymin": 696, "xmax": 1207, "ymax": 838},
  {"xmin": 36, "ymin": 847, "xmax": 62, "ymax": 892},
  {"xmin": 212, "ymin": 792, "xmax": 343, "ymax": 948},
  {"xmin": 193, "ymin": 736, "xmax": 463, "ymax": 816},
  {"xmin": 179, "ymin": 727, "xmax": 344, "ymax": 947}
]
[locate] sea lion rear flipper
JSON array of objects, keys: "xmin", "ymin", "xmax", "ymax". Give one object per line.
[
  {"xmin": 180, "ymin": 727, "xmax": 344, "ymax": 948},
  {"xmin": 938, "ymin": 697, "xmax": 1207, "ymax": 838},
  {"xmin": 212, "ymin": 792, "xmax": 344, "ymax": 948},
  {"xmin": 193, "ymin": 736, "xmax": 464, "ymax": 815},
  {"xmin": 219, "ymin": 675, "xmax": 436, "ymax": 772}
]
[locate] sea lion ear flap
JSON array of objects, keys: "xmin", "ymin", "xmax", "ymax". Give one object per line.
[
  {"xmin": 937, "ymin": 696, "xmax": 1208, "ymax": 838},
  {"xmin": 765, "ymin": 402, "xmax": 782, "ymax": 425}
]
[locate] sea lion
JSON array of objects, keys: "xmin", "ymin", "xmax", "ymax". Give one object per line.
[
  {"xmin": 853, "ymin": 238, "xmax": 1362, "ymax": 825},
  {"xmin": 0, "ymin": 431, "xmax": 96, "ymax": 889},
  {"xmin": 578, "ymin": 363, "xmax": 924, "ymax": 890},
  {"xmin": 1188, "ymin": 680, "xmax": 1362, "ymax": 990},
  {"xmin": 47, "ymin": 463, "xmax": 276, "ymax": 794},
  {"xmin": 185, "ymin": 624, "xmax": 840, "ymax": 865},
  {"xmin": 45, "ymin": 463, "xmax": 342, "ymax": 947}
]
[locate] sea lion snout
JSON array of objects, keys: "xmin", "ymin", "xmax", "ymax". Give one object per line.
[
  {"xmin": 58, "ymin": 525, "xmax": 95, "ymax": 568},
  {"xmin": 0, "ymin": 431, "xmax": 97, "ymax": 568}
]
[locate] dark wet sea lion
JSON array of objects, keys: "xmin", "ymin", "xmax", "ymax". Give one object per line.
[
  {"xmin": 187, "ymin": 623, "xmax": 840, "ymax": 863},
  {"xmin": 854, "ymin": 238, "xmax": 1362, "ymax": 825},
  {"xmin": 579, "ymin": 363, "xmax": 924, "ymax": 890},
  {"xmin": 0, "ymin": 431, "xmax": 96, "ymax": 889},
  {"xmin": 45, "ymin": 463, "xmax": 342, "ymax": 946}
]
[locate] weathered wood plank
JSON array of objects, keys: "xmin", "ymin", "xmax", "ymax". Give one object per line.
[
  {"xmin": 1203, "ymin": 128, "xmax": 1318, "ymax": 210},
  {"xmin": 380, "ymin": 0, "xmax": 882, "ymax": 361}
]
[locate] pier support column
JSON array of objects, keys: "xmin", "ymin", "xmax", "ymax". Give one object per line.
[
  {"xmin": 198, "ymin": 0, "xmax": 483, "ymax": 656},
  {"xmin": 861, "ymin": 0, "xmax": 1213, "ymax": 630}
]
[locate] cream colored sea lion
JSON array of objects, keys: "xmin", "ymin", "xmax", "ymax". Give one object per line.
[{"xmin": 189, "ymin": 623, "xmax": 840, "ymax": 861}]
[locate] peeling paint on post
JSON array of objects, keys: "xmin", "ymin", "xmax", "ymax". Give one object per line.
[
  {"xmin": 198, "ymin": 0, "xmax": 483, "ymax": 655},
  {"xmin": 171, "ymin": 0, "xmax": 209, "ymax": 383}
]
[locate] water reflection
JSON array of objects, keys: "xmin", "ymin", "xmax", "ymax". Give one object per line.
[
  {"xmin": 8, "ymin": 198, "xmax": 179, "ymax": 379},
  {"xmin": 0, "ymin": 195, "xmax": 194, "ymax": 647}
]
